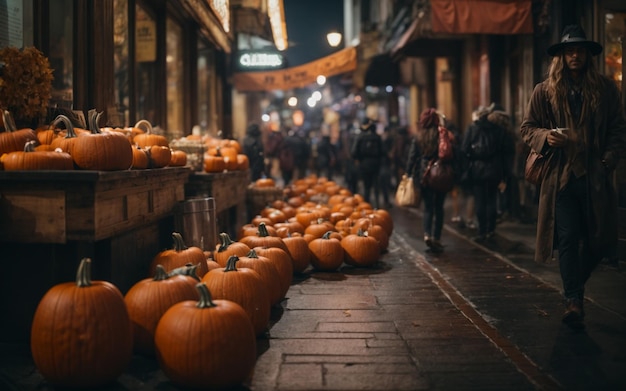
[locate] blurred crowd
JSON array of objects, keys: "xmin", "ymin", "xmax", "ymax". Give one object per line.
[{"xmin": 240, "ymin": 104, "xmax": 539, "ymax": 231}]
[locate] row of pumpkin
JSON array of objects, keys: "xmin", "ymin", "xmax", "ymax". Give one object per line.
[
  {"xmin": 29, "ymin": 175, "xmax": 393, "ymax": 389},
  {"xmin": 0, "ymin": 111, "xmax": 253, "ymax": 172}
]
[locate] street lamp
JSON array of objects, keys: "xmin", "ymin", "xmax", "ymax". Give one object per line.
[{"xmin": 326, "ymin": 31, "xmax": 342, "ymax": 47}]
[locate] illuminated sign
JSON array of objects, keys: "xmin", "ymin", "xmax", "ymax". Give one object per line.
[{"xmin": 236, "ymin": 51, "xmax": 286, "ymax": 71}]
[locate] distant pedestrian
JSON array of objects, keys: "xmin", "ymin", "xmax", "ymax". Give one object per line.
[
  {"xmin": 264, "ymin": 129, "xmax": 284, "ymax": 180},
  {"xmin": 378, "ymin": 126, "xmax": 394, "ymax": 209},
  {"xmin": 461, "ymin": 105, "xmax": 515, "ymax": 242},
  {"xmin": 351, "ymin": 118, "xmax": 384, "ymax": 207},
  {"xmin": 242, "ymin": 123, "xmax": 265, "ymax": 181},
  {"xmin": 520, "ymin": 24, "xmax": 626, "ymax": 327},
  {"xmin": 391, "ymin": 126, "xmax": 412, "ymax": 189},
  {"xmin": 315, "ymin": 132, "xmax": 338, "ymax": 180},
  {"xmin": 406, "ymin": 108, "xmax": 456, "ymax": 253},
  {"xmin": 462, "ymin": 104, "xmax": 514, "ymax": 242},
  {"xmin": 340, "ymin": 125, "xmax": 359, "ymax": 195}
]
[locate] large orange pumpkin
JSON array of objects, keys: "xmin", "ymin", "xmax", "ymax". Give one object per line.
[
  {"xmin": 124, "ymin": 265, "xmax": 199, "ymax": 356},
  {"xmin": 154, "ymin": 283, "xmax": 256, "ymax": 389},
  {"xmin": 0, "ymin": 109, "xmax": 37, "ymax": 155},
  {"xmin": 2, "ymin": 140, "xmax": 73, "ymax": 170},
  {"xmin": 214, "ymin": 232, "xmax": 251, "ymax": 267},
  {"xmin": 30, "ymin": 258, "xmax": 133, "ymax": 388},
  {"xmin": 201, "ymin": 255, "xmax": 271, "ymax": 336},
  {"xmin": 308, "ymin": 231, "xmax": 345, "ymax": 272},
  {"xmin": 132, "ymin": 119, "xmax": 168, "ymax": 147}
]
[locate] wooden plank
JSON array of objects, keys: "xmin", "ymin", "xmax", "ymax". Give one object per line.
[
  {"xmin": 0, "ymin": 190, "xmax": 66, "ymax": 243},
  {"xmin": 0, "ymin": 167, "xmax": 191, "ymax": 243}
]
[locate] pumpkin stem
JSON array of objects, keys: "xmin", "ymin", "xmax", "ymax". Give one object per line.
[
  {"xmin": 2, "ymin": 110, "xmax": 17, "ymax": 131},
  {"xmin": 322, "ymin": 231, "xmax": 333, "ymax": 239},
  {"xmin": 224, "ymin": 255, "xmax": 239, "ymax": 272},
  {"xmin": 134, "ymin": 119, "xmax": 154, "ymax": 134},
  {"xmin": 87, "ymin": 109, "xmax": 103, "ymax": 134},
  {"xmin": 218, "ymin": 232, "xmax": 236, "ymax": 252},
  {"xmin": 357, "ymin": 228, "xmax": 366, "ymax": 236},
  {"xmin": 24, "ymin": 140, "xmax": 37, "ymax": 152},
  {"xmin": 195, "ymin": 283, "xmax": 218, "ymax": 309},
  {"xmin": 52, "ymin": 115, "xmax": 77, "ymax": 138},
  {"xmin": 246, "ymin": 248, "xmax": 259, "ymax": 258},
  {"xmin": 172, "ymin": 232, "xmax": 188, "ymax": 251},
  {"xmin": 153, "ymin": 264, "xmax": 169, "ymax": 281},
  {"xmin": 257, "ymin": 222, "xmax": 270, "ymax": 237},
  {"xmin": 76, "ymin": 258, "xmax": 93, "ymax": 287}
]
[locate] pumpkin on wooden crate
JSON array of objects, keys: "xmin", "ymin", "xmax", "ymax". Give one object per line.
[
  {"xmin": 30, "ymin": 258, "xmax": 133, "ymax": 389},
  {"xmin": 2, "ymin": 140, "xmax": 73, "ymax": 170},
  {"xmin": 124, "ymin": 265, "xmax": 199, "ymax": 356},
  {"xmin": 0, "ymin": 109, "xmax": 37, "ymax": 155},
  {"xmin": 154, "ymin": 283, "xmax": 256, "ymax": 389},
  {"xmin": 201, "ymin": 255, "xmax": 271, "ymax": 336},
  {"xmin": 169, "ymin": 149, "xmax": 187, "ymax": 167},
  {"xmin": 132, "ymin": 119, "xmax": 168, "ymax": 147},
  {"xmin": 131, "ymin": 145, "xmax": 149, "ymax": 169},
  {"xmin": 145, "ymin": 145, "xmax": 172, "ymax": 168},
  {"xmin": 149, "ymin": 232, "xmax": 209, "ymax": 278}
]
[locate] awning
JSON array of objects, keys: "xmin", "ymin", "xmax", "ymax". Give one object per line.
[
  {"xmin": 430, "ymin": 0, "xmax": 533, "ymax": 35},
  {"xmin": 233, "ymin": 46, "xmax": 357, "ymax": 91},
  {"xmin": 364, "ymin": 54, "xmax": 400, "ymax": 87}
]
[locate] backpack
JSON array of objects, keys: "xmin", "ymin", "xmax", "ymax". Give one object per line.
[
  {"xmin": 470, "ymin": 125, "xmax": 499, "ymax": 159},
  {"xmin": 358, "ymin": 136, "xmax": 381, "ymax": 159},
  {"xmin": 438, "ymin": 126, "xmax": 455, "ymax": 162}
]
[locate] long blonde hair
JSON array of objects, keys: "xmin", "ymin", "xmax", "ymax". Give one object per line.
[{"xmin": 546, "ymin": 52, "xmax": 603, "ymax": 127}]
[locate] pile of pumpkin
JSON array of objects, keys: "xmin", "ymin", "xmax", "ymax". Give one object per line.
[
  {"xmin": 29, "ymin": 175, "xmax": 393, "ymax": 389},
  {"xmin": 171, "ymin": 133, "xmax": 250, "ymax": 173},
  {"xmin": 0, "ymin": 111, "xmax": 188, "ymax": 170}
]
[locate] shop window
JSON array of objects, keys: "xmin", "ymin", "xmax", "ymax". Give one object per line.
[
  {"xmin": 605, "ymin": 12, "xmax": 624, "ymax": 89},
  {"xmin": 113, "ymin": 0, "xmax": 129, "ymax": 126},
  {"xmin": 136, "ymin": 4, "xmax": 158, "ymax": 125},
  {"xmin": 166, "ymin": 17, "xmax": 183, "ymax": 139},
  {"xmin": 198, "ymin": 45, "xmax": 216, "ymax": 135},
  {"xmin": 49, "ymin": 0, "xmax": 73, "ymax": 107}
]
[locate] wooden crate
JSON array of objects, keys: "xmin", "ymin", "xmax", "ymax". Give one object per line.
[
  {"xmin": 0, "ymin": 167, "xmax": 192, "ymax": 243},
  {"xmin": 246, "ymin": 185, "xmax": 284, "ymax": 215}
]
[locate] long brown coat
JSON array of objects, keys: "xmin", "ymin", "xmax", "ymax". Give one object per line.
[{"xmin": 520, "ymin": 79, "xmax": 626, "ymax": 263}]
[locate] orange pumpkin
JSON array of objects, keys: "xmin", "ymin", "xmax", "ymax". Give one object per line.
[
  {"xmin": 132, "ymin": 119, "xmax": 168, "ymax": 147},
  {"xmin": 131, "ymin": 145, "xmax": 149, "ymax": 169},
  {"xmin": 30, "ymin": 258, "xmax": 133, "ymax": 388},
  {"xmin": 341, "ymin": 229, "xmax": 380, "ymax": 267},
  {"xmin": 214, "ymin": 232, "xmax": 251, "ymax": 267},
  {"xmin": 3, "ymin": 140, "xmax": 73, "ymax": 170},
  {"xmin": 0, "ymin": 110, "xmax": 37, "ymax": 155},
  {"xmin": 308, "ymin": 231, "xmax": 345, "ymax": 272},
  {"xmin": 149, "ymin": 232, "xmax": 209, "ymax": 278},
  {"xmin": 201, "ymin": 255, "xmax": 271, "ymax": 336},
  {"xmin": 124, "ymin": 265, "xmax": 199, "ymax": 355},
  {"xmin": 146, "ymin": 145, "xmax": 172, "ymax": 168},
  {"xmin": 154, "ymin": 283, "xmax": 256, "ymax": 389}
]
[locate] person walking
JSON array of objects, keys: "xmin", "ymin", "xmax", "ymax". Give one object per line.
[
  {"xmin": 242, "ymin": 123, "xmax": 265, "ymax": 181},
  {"xmin": 462, "ymin": 104, "xmax": 514, "ymax": 242},
  {"xmin": 405, "ymin": 108, "xmax": 456, "ymax": 253},
  {"xmin": 315, "ymin": 132, "xmax": 338, "ymax": 180},
  {"xmin": 520, "ymin": 25, "xmax": 626, "ymax": 327},
  {"xmin": 351, "ymin": 118, "xmax": 384, "ymax": 208}
]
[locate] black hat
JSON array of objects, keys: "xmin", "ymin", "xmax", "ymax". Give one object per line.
[{"xmin": 547, "ymin": 25, "xmax": 603, "ymax": 57}]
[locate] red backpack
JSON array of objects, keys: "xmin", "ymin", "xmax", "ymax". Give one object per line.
[{"xmin": 438, "ymin": 126, "xmax": 455, "ymax": 162}]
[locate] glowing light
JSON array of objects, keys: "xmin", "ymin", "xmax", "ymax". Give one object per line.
[
  {"xmin": 262, "ymin": 114, "xmax": 270, "ymax": 122},
  {"xmin": 307, "ymin": 97, "xmax": 317, "ymax": 108},
  {"xmin": 208, "ymin": 0, "xmax": 229, "ymax": 33},
  {"xmin": 287, "ymin": 97, "xmax": 298, "ymax": 107},
  {"xmin": 268, "ymin": 0, "xmax": 288, "ymax": 51},
  {"xmin": 386, "ymin": 85, "xmax": 393, "ymax": 93},
  {"xmin": 326, "ymin": 31, "xmax": 342, "ymax": 47},
  {"xmin": 317, "ymin": 75, "xmax": 326, "ymax": 85}
]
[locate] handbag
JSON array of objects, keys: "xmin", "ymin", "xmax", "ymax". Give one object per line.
[
  {"xmin": 524, "ymin": 149, "xmax": 546, "ymax": 185},
  {"xmin": 422, "ymin": 159, "xmax": 455, "ymax": 193},
  {"xmin": 395, "ymin": 175, "xmax": 420, "ymax": 207}
]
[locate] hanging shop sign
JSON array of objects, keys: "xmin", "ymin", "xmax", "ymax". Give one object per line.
[
  {"xmin": 233, "ymin": 46, "xmax": 357, "ymax": 91},
  {"xmin": 236, "ymin": 50, "xmax": 286, "ymax": 71},
  {"xmin": 136, "ymin": 18, "xmax": 157, "ymax": 62}
]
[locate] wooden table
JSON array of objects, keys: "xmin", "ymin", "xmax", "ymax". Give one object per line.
[{"xmin": 0, "ymin": 167, "xmax": 191, "ymax": 343}]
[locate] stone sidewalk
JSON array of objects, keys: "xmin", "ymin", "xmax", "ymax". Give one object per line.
[{"xmin": 1, "ymin": 201, "xmax": 625, "ymax": 390}]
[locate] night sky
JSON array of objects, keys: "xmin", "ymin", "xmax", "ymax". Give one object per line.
[{"xmin": 282, "ymin": 0, "xmax": 344, "ymax": 67}]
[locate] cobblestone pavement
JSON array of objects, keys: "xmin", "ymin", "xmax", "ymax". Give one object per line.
[{"xmin": 1, "ymin": 203, "xmax": 625, "ymax": 390}]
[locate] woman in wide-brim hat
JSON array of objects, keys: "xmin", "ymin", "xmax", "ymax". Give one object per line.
[
  {"xmin": 546, "ymin": 24, "xmax": 603, "ymax": 56},
  {"xmin": 520, "ymin": 24, "xmax": 626, "ymax": 328}
]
